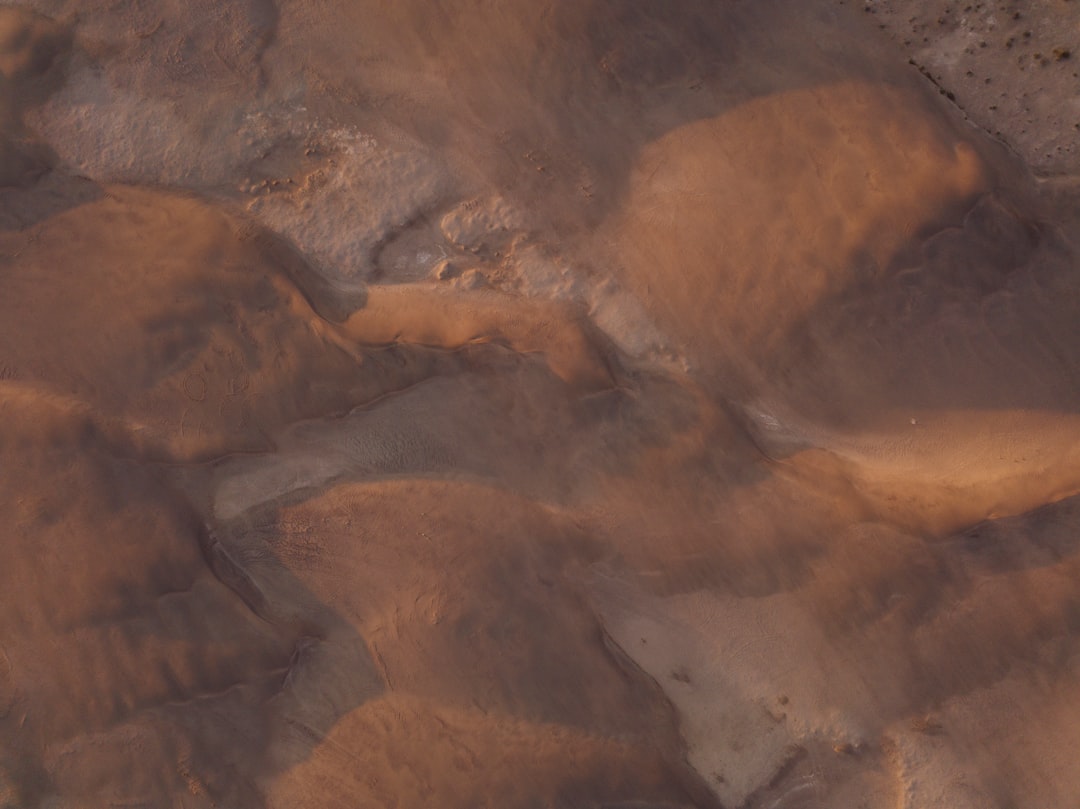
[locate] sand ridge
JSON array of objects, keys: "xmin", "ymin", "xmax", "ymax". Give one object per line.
[{"xmin": 2, "ymin": 1, "xmax": 1080, "ymax": 807}]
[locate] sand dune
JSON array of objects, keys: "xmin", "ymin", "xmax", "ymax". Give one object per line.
[{"xmin": 2, "ymin": 1, "xmax": 1079, "ymax": 807}]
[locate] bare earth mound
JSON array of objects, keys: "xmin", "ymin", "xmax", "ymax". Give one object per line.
[{"xmin": 2, "ymin": 1, "xmax": 1079, "ymax": 807}]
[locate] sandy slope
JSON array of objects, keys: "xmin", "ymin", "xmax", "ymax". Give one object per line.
[{"xmin": 1, "ymin": 1, "xmax": 1080, "ymax": 807}]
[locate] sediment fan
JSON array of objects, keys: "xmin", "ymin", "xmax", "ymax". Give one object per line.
[{"xmin": 1, "ymin": 1, "xmax": 1079, "ymax": 807}]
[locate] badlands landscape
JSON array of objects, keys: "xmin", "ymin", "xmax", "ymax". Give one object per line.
[{"xmin": 1, "ymin": 0, "xmax": 1079, "ymax": 807}]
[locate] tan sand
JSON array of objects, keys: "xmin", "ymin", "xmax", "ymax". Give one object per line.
[{"xmin": 2, "ymin": 1, "xmax": 1080, "ymax": 807}]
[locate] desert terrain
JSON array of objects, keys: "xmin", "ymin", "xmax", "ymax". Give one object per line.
[{"xmin": 1, "ymin": 1, "xmax": 1079, "ymax": 807}]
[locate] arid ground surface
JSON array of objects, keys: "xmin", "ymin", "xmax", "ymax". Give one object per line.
[{"xmin": 1, "ymin": 1, "xmax": 1080, "ymax": 807}]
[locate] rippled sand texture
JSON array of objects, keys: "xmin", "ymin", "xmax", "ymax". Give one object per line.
[{"xmin": 2, "ymin": 1, "xmax": 1080, "ymax": 807}]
